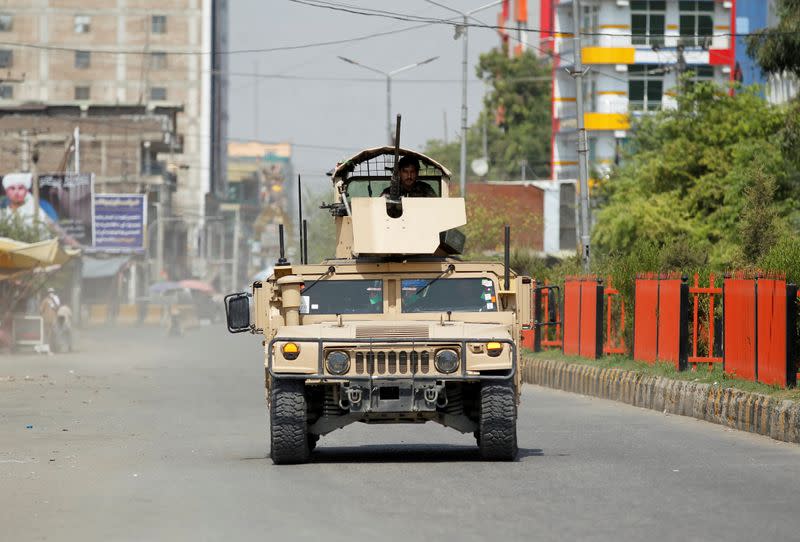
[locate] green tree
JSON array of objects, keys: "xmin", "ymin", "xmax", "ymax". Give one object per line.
[
  {"xmin": 738, "ymin": 167, "xmax": 782, "ymax": 265},
  {"xmin": 592, "ymin": 82, "xmax": 797, "ymax": 268},
  {"xmin": 746, "ymin": 0, "xmax": 800, "ymax": 77},
  {"xmin": 476, "ymin": 48, "xmax": 551, "ymax": 180},
  {"xmin": 0, "ymin": 214, "xmax": 48, "ymax": 243}
]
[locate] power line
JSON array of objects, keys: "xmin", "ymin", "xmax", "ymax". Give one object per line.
[
  {"xmin": 0, "ymin": 21, "xmax": 436, "ymax": 57},
  {"xmin": 289, "ymin": 0, "xmax": 800, "ymax": 39}
]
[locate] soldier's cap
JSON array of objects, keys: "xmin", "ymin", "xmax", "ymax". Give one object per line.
[{"xmin": 397, "ymin": 155, "xmax": 420, "ymax": 171}]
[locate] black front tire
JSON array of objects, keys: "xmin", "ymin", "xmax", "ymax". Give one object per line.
[
  {"xmin": 270, "ymin": 379, "xmax": 310, "ymax": 465},
  {"xmin": 478, "ymin": 381, "xmax": 518, "ymax": 461}
]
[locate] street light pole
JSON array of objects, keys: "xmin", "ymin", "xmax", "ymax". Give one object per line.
[
  {"xmin": 338, "ymin": 56, "xmax": 439, "ymax": 146},
  {"xmin": 460, "ymin": 12, "xmax": 468, "ymax": 196},
  {"xmin": 386, "ymin": 75, "xmax": 392, "ymax": 145},
  {"xmin": 426, "ymin": 0, "xmax": 502, "ymax": 196}
]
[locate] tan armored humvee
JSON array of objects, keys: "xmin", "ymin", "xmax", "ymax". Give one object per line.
[{"xmin": 225, "ymin": 145, "xmax": 531, "ymax": 464}]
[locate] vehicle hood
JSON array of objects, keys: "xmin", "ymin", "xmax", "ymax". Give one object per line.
[{"xmin": 274, "ymin": 320, "xmax": 512, "ymax": 341}]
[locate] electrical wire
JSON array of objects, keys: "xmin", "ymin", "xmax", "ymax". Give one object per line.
[
  {"xmin": 289, "ymin": 0, "xmax": 800, "ymax": 39},
  {"xmin": 0, "ymin": 20, "xmax": 436, "ymax": 57}
]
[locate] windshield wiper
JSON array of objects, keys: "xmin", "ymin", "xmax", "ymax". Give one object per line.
[
  {"xmin": 301, "ymin": 266, "xmax": 335, "ymax": 295},
  {"xmin": 415, "ymin": 264, "xmax": 455, "ymax": 295}
]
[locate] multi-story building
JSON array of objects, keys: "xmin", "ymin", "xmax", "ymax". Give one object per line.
[
  {"xmin": 225, "ymin": 141, "xmax": 296, "ymax": 289},
  {"xmin": 735, "ymin": 0, "xmax": 798, "ymax": 104},
  {"xmin": 0, "ymin": 0, "xmax": 228, "ymax": 276},
  {"xmin": 541, "ymin": 0, "xmax": 736, "ymax": 181}
]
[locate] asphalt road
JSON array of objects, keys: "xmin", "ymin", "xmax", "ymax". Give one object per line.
[{"xmin": 2, "ymin": 326, "xmax": 800, "ymax": 542}]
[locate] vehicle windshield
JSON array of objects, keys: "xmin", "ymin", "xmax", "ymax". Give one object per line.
[
  {"xmin": 300, "ymin": 279, "xmax": 382, "ymax": 315},
  {"xmin": 401, "ymin": 278, "xmax": 496, "ymax": 313},
  {"xmin": 346, "ymin": 179, "xmax": 440, "ymax": 198}
]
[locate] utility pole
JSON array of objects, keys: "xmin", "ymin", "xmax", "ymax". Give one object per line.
[
  {"xmin": 443, "ymin": 109, "xmax": 448, "ymax": 144},
  {"xmin": 231, "ymin": 207, "xmax": 241, "ymax": 292},
  {"xmin": 73, "ymin": 126, "xmax": 80, "ymax": 173},
  {"xmin": 253, "ymin": 60, "xmax": 259, "ymax": 140},
  {"xmin": 571, "ymin": 0, "xmax": 591, "ymax": 272},
  {"xmin": 155, "ymin": 202, "xmax": 165, "ymax": 281},
  {"xmin": 482, "ymin": 114, "xmax": 488, "ymax": 159},
  {"xmin": 676, "ymin": 43, "xmax": 687, "ymax": 99}
]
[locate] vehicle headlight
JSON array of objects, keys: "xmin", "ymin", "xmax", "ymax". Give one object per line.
[
  {"xmin": 434, "ymin": 348, "xmax": 459, "ymax": 374},
  {"xmin": 486, "ymin": 342, "xmax": 503, "ymax": 357},
  {"xmin": 281, "ymin": 342, "xmax": 300, "ymax": 360},
  {"xmin": 326, "ymin": 350, "xmax": 350, "ymax": 375}
]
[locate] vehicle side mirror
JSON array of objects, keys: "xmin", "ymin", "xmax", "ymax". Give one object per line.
[{"xmin": 225, "ymin": 292, "xmax": 251, "ymax": 333}]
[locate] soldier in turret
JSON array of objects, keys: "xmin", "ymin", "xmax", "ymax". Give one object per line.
[{"xmin": 380, "ymin": 155, "xmax": 436, "ymax": 198}]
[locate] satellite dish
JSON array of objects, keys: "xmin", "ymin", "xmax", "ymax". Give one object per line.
[{"xmin": 471, "ymin": 158, "xmax": 489, "ymax": 177}]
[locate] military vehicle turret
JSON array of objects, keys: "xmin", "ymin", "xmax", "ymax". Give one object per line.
[{"xmin": 225, "ymin": 118, "xmax": 530, "ymax": 464}]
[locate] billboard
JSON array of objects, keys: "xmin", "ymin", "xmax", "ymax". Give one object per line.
[
  {"xmin": 37, "ymin": 173, "xmax": 95, "ymax": 246},
  {"xmin": 92, "ymin": 194, "xmax": 147, "ymax": 253}
]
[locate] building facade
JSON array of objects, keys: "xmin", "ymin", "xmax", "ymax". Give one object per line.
[
  {"xmin": 226, "ymin": 141, "xmax": 295, "ymax": 290},
  {"xmin": 0, "ymin": 0, "xmax": 228, "ymax": 278},
  {"xmin": 541, "ymin": 0, "xmax": 736, "ymax": 181}
]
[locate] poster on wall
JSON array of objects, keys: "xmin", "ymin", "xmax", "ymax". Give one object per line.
[
  {"xmin": 92, "ymin": 194, "xmax": 147, "ymax": 253},
  {"xmin": 37, "ymin": 173, "xmax": 95, "ymax": 246}
]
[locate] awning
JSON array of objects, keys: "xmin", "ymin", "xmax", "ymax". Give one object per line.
[
  {"xmin": 0, "ymin": 237, "xmax": 78, "ymax": 271},
  {"xmin": 82, "ymin": 255, "xmax": 131, "ymax": 279}
]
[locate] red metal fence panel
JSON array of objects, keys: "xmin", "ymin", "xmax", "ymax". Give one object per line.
[
  {"xmin": 658, "ymin": 278, "xmax": 685, "ymax": 368},
  {"xmin": 633, "ymin": 277, "xmax": 658, "ymax": 363},
  {"xmin": 723, "ymin": 277, "xmax": 757, "ymax": 381},
  {"xmin": 563, "ymin": 279, "xmax": 581, "ymax": 356},
  {"xmin": 632, "ymin": 274, "xmax": 687, "ymax": 369},
  {"xmin": 757, "ymin": 278, "xmax": 787, "ymax": 386},
  {"xmin": 562, "ymin": 277, "xmax": 604, "ymax": 359},
  {"xmin": 579, "ymin": 282, "xmax": 599, "ymax": 358}
]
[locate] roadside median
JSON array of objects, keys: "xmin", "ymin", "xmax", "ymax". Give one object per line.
[{"xmin": 521, "ymin": 354, "xmax": 800, "ymax": 445}]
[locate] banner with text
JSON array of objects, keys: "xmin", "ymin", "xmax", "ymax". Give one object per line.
[
  {"xmin": 92, "ymin": 194, "xmax": 147, "ymax": 252},
  {"xmin": 37, "ymin": 173, "xmax": 94, "ymax": 246}
]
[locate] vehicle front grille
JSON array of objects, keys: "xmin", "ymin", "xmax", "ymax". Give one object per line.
[
  {"xmin": 355, "ymin": 325, "xmax": 429, "ymax": 339},
  {"xmin": 352, "ymin": 349, "xmax": 440, "ymax": 376}
]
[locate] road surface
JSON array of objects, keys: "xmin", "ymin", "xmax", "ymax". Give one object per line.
[{"xmin": 2, "ymin": 326, "xmax": 799, "ymax": 541}]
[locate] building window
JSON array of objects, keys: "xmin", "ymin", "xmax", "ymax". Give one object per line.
[
  {"xmin": 75, "ymin": 50, "xmax": 90, "ymax": 69},
  {"xmin": 0, "ymin": 14, "xmax": 13, "ymax": 31},
  {"xmin": 0, "ymin": 85, "xmax": 12, "ymax": 99},
  {"xmin": 150, "ymin": 52, "xmax": 167, "ymax": 70},
  {"xmin": 580, "ymin": 4, "xmax": 600, "ymax": 46},
  {"xmin": 628, "ymin": 64, "xmax": 664, "ymax": 112},
  {"xmin": 685, "ymin": 65, "xmax": 715, "ymax": 89},
  {"xmin": 152, "ymin": 15, "xmax": 167, "ymax": 34},
  {"xmin": 631, "ymin": 1, "xmax": 666, "ymax": 47},
  {"xmin": 679, "ymin": 0, "xmax": 714, "ymax": 48},
  {"xmin": 0, "ymin": 49, "xmax": 12, "ymax": 68},
  {"xmin": 74, "ymin": 86, "xmax": 90, "ymax": 100},
  {"xmin": 74, "ymin": 15, "xmax": 91, "ymax": 34},
  {"xmin": 150, "ymin": 87, "xmax": 167, "ymax": 101}
]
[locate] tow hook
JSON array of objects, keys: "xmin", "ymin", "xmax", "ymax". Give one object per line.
[
  {"xmin": 424, "ymin": 384, "xmax": 448, "ymax": 407},
  {"xmin": 346, "ymin": 387, "xmax": 362, "ymax": 406}
]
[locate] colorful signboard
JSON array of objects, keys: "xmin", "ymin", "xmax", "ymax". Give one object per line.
[
  {"xmin": 37, "ymin": 173, "xmax": 95, "ymax": 246},
  {"xmin": 92, "ymin": 194, "xmax": 147, "ymax": 253}
]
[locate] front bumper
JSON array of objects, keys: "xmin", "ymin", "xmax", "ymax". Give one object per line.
[{"xmin": 267, "ymin": 336, "xmax": 516, "ymax": 382}]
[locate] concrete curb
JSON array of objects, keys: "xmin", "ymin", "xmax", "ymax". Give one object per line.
[{"xmin": 521, "ymin": 357, "xmax": 800, "ymax": 445}]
